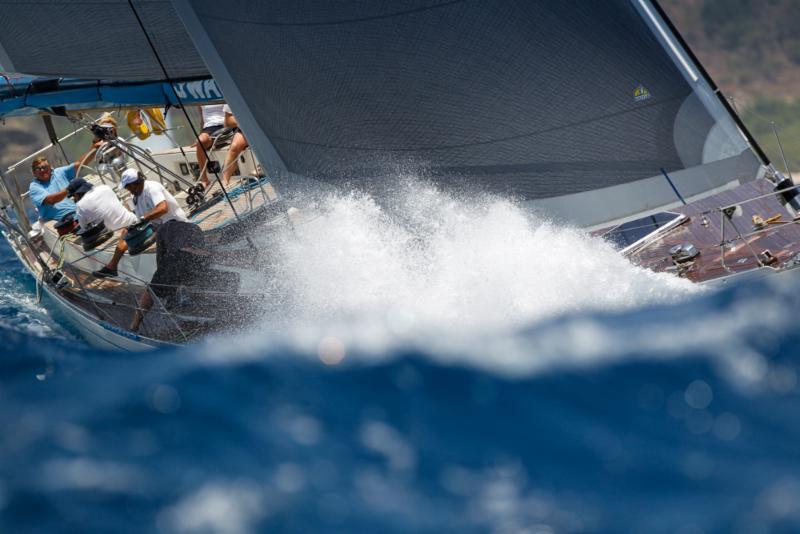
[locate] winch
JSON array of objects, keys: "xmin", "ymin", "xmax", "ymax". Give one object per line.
[
  {"xmin": 669, "ymin": 243, "xmax": 699, "ymax": 264},
  {"xmin": 78, "ymin": 221, "xmax": 113, "ymax": 252},
  {"xmin": 48, "ymin": 269, "xmax": 70, "ymax": 290},
  {"xmin": 54, "ymin": 213, "xmax": 79, "ymax": 236},
  {"xmin": 124, "ymin": 220, "xmax": 156, "ymax": 256},
  {"xmin": 773, "ymin": 176, "xmax": 800, "ymax": 217}
]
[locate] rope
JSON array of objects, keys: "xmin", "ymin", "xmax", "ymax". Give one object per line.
[{"xmin": 126, "ymin": 0, "xmax": 242, "ymax": 224}]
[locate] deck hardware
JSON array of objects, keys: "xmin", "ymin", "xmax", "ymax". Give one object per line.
[
  {"xmin": 48, "ymin": 269, "xmax": 70, "ymax": 290},
  {"xmin": 758, "ymin": 250, "xmax": 778, "ymax": 265},
  {"xmin": 669, "ymin": 243, "xmax": 699, "ymax": 264}
]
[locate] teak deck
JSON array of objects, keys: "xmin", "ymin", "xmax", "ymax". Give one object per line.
[{"xmin": 602, "ymin": 180, "xmax": 800, "ymax": 283}]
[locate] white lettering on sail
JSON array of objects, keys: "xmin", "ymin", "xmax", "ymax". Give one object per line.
[
  {"xmin": 173, "ymin": 83, "xmax": 188, "ymax": 100},
  {"xmin": 173, "ymin": 80, "xmax": 223, "ymax": 101},
  {"xmin": 203, "ymin": 79, "xmax": 222, "ymax": 99},
  {"xmin": 186, "ymin": 81, "xmax": 205, "ymax": 99}
]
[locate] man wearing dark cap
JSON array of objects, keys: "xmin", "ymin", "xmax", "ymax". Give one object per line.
[{"xmin": 67, "ymin": 177, "xmax": 138, "ymax": 278}]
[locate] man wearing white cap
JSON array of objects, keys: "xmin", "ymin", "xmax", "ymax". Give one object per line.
[
  {"xmin": 119, "ymin": 169, "xmax": 188, "ymax": 225},
  {"xmin": 93, "ymin": 170, "xmax": 189, "ymax": 278}
]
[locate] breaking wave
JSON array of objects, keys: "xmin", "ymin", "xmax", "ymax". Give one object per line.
[
  {"xmin": 264, "ymin": 181, "xmax": 696, "ymax": 323},
  {"xmin": 234, "ymin": 179, "xmax": 703, "ymax": 363}
]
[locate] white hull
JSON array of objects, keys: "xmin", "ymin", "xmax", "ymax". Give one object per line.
[
  {"xmin": 41, "ymin": 226, "xmax": 156, "ymax": 284},
  {"xmin": 5, "ymin": 231, "xmax": 172, "ymax": 351}
]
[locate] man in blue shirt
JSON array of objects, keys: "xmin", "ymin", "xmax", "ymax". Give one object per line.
[{"xmin": 28, "ymin": 139, "xmax": 102, "ymax": 222}]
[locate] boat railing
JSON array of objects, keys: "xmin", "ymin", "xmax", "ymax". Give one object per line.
[
  {"xmin": 683, "ymin": 171, "xmax": 800, "ymax": 271},
  {"xmin": 53, "ymin": 244, "xmax": 274, "ymax": 343},
  {"xmin": 55, "ymin": 254, "xmax": 191, "ymax": 342},
  {"xmin": 5, "ymin": 122, "xmax": 85, "ymax": 175}
]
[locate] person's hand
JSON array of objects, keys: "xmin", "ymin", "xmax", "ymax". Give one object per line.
[{"xmin": 92, "ymin": 138, "xmax": 103, "ymax": 149}]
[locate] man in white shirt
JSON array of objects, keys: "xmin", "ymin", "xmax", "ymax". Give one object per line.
[
  {"xmin": 119, "ymin": 169, "xmax": 188, "ymax": 225},
  {"xmin": 85, "ymin": 169, "xmax": 192, "ymax": 278},
  {"xmin": 69, "ymin": 177, "xmax": 139, "ymax": 232},
  {"xmin": 67, "ymin": 177, "xmax": 139, "ymax": 279}
]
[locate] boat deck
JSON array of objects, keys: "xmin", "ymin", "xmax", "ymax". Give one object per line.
[{"xmin": 602, "ymin": 180, "xmax": 800, "ymax": 283}]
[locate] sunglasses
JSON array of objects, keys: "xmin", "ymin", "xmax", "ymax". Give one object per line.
[{"xmin": 33, "ymin": 165, "xmax": 51, "ymax": 171}]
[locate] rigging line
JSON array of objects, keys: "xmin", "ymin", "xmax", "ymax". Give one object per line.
[
  {"xmin": 125, "ymin": 0, "xmax": 241, "ymax": 224},
  {"xmin": 265, "ymin": 94, "xmax": 688, "ymax": 152},
  {"xmin": 693, "ymin": 180, "xmax": 800, "ymax": 218},
  {"xmin": 61, "ymin": 244, "xmax": 275, "ymax": 298},
  {"xmin": 197, "ymin": 0, "xmax": 469, "ymax": 27}
]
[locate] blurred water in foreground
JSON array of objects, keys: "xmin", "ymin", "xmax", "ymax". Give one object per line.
[{"xmin": 1, "ymin": 184, "xmax": 799, "ymax": 532}]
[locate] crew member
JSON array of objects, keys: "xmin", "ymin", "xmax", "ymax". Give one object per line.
[
  {"xmin": 28, "ymin": 139, "xmax": 101, "ymax": 222},
  {"xmin": 67, "ymin": 177, "xmax": 139, "ymax": 279},
  {"xmin": 94, "ymin": 113, "xmax": 127, "ymax": 177},
  {"xmin": 130, "ymin": 220, "xmax": 208, "ymax": 333},
  {"xmin": 93, "ymin": 169, "xmax": 189, "ymax": 278},
  {"xmin": 195, "ymin": 103, "xmax": 226, "ymax": 189}
]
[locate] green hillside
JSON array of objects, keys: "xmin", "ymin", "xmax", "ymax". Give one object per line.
[{"xmin": 662, "ymin": 0, "xmax": 800, "ymax": 166}]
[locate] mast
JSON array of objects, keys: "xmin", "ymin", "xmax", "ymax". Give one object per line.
[{"xmin": 645, "ymin": 0, "xmax": 771, "ymax": 167}]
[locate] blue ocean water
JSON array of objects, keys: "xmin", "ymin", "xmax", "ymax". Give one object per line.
[{"xmin": 2, "ymin": 190, "xmax": 800, "ymax": 533}]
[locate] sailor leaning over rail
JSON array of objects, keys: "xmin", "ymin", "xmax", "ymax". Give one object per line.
[
  {"xmin": 28, "ymin": 139, "xmax": 102, "ymax": 222},
  {"xmin": 90, "ymin": 169, "xmax": 189, "ymax": 279}
]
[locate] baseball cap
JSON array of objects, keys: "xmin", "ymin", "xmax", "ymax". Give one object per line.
[
  {"xmin": 66, "ymin": 177, "xmax": 93, "ymax": 197},
  {"xmin": 120, "ymin": 168, "xmax": 144, "ymax": 187}
]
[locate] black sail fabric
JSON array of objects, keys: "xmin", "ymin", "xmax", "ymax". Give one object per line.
[
  {"xmin": 0, "ymin": 0, "xmax": 207, "ymax": 80},
  {"xmin": 183, "ymin": 0, "xmax": 762, "ymax": 209}
]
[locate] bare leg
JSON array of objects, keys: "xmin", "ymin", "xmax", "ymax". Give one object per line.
[
  {"xmin": 106, "ymin": 229, "xmax": 129, "ymax": 271},
  {"xmin": 222, "ymin": 132, "xmax": 249, "ymax": 186},
  {"xmin": 195, "ymin": 132, "xmax": 213, "ymax": 188},
  {"xmin": 130, "ymin": 288, "xmax": 154, "ymax": 332}
]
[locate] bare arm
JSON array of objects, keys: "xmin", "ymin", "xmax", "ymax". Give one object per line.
[
  {"xmin": 42, "ymin": 189, "xmax": 69, "ymax": 205},
  {"xmin": 140, "ymin": 200, "xmax": 168, "ymax": 222},
  {"xmin": 73, "ymin": 139, "xmax": 103, "ymax": 174}
]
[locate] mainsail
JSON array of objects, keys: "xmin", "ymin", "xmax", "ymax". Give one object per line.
[{"xmin": 0, "ymin": 0, "xmax": 771, "ymax": 227}]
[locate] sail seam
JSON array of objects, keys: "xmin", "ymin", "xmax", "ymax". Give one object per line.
[
  {"xmin": 264, "ymin": 93, "xmax": 687, "ymax": 152},
  {"xmin": 195, "ymin": 0, "xmax": 469, "ymax": 27}
]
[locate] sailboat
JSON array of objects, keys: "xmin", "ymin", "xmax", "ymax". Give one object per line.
[
  {"xmin": 0, "ymin": 74, "xmax": 288, "ymax": 349},
  {"xmin": 1, "ymin": 0, "xmax": 799, "ymax": 349}
]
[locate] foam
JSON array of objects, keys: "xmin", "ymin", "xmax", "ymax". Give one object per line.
[{"xmin": 222, "ymin": 179, "xmax": 703, "ymax": 362}]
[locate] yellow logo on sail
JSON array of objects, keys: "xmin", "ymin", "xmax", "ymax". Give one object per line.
[{"xmin": 634, "ymin": 84, "xmax": 652, "ymax": 102}]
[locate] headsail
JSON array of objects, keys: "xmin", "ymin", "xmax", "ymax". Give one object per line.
[{"xmin": 172, "ymin": 0, "xmax": 768, "ymax": 227}]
